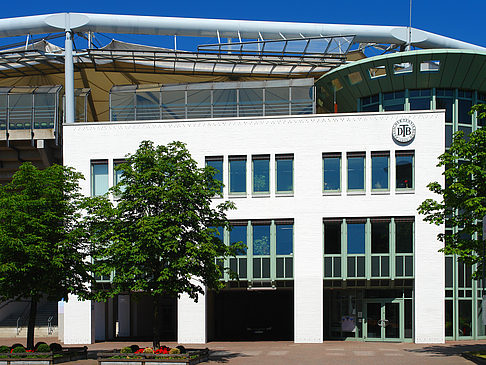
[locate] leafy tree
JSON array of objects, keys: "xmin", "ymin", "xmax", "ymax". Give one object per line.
[
  {"xmin": 0, "ymin": 163, "xmax": 90, "ymax": 349},
  {"xmin": 85, "ymin": 141, "xmax": 237, "ymax": 348},
  {"xmin": 418, "ymin": 104, "xmax": 486, "ymax": 273}
]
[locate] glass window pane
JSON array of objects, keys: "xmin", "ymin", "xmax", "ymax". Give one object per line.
[
  {"xmin": 265, "ymin": 87, "xmax": 289, "ymax": 116},
  {"xmin": 229, "ymin": 158, "xmax": 246, "ymax": 194},
  {"xmin": 371, "ymin": 221, "xmax": 389, "ymax": 253},
  {"xmin": 239, "ymin": 88, "xmax": 263, "ymax": 117},
  {"xmin": 347, "ymin": 223, "xmax": 365, "ymax": 254},
  {"xmin": 206, "ymin": 158, "xmax": 223, "ymax": 194},
  {"xmin": 187, "ymin": 90, "xmax": 211, "ymax": 119},
  {"xmin": 161, "ymin": 90, "xmax": 185, "ymax": 119},
  {"xmin": 324, "ymin": 222, "xmax": 341, "ymax": 254},
  {"xmin": 458, "ymin": 99, "xmax": 472, "ymax": 124},
  {"xmin": 113, "ymin": 162, "xmax": 126, "ymax": 194},
  {"xmin": 136, "ymin": 91, "xmax": 160, "ymax": 120},
  {"xmin": 9, "ymin": 94, "xmax": 32, "ymax": 129},
  {"xmin": 347, "ymin": 155, "xmax": 365, "ymax": 190},
  {"xmin": 213, "ymin": 89, "xmax": 237, "ymax": 118},
  {"xmin": 323, "ymin": 156, "xmax": 341, "ymax": 191},
  {"xmin": 276, "ymin": 224, "xmax": 293, "ymax": 255},
  {"xmin": 458, "ymin": 300, "xmax": 472, "ymax": 337},
  {"xmin": 209, "ymin": 226, "xmax": 224, "ymax": 243},
  {"xmin": 34, "ymin": 93, "xmax": 56, "ymax": 128},
  {"xmin": 436, "ymin": 97, "xmax": 453, "ymax": 123},
  {"xmin": 276, "ymin": 158, "xmax": 293, "ymax": 193},
  {"xmin": 445, "ymin": 300, "xmax": 453, "ymax": 337},
  {"xmin": 371, "ymin": 155, "xmax": 389, "ymax": 190},
  {"xmin": 409, "ymin": 97, "xmax": 431, "ymax": 110},
  {"xmin": 92, "ymin": 162, "xmax": 108, "ymax": 196},
  {"xmin": 291, "ymin": 86, "xmax": 313, "ymax": 115},
  {"xmin": 253, "ymin": 158, "xmax": 269, "ymax": 193},
  {"xmin": 396, "ymin": 153, "xmax": 414, "ymax": 189},
  {"xmin": 253, "ymin": 225, "xmax": 270, "ymax": 255},
  {"xmin": 111, "ymin": 92, "xmax": 134, "ymax": 121},
  {"xmin": 230, "ymin": 225, "xmax": 247, "ymax": 255},
  {"xmin": 396, "ymin": 221, "xmax": 413, "ymax": 253}
]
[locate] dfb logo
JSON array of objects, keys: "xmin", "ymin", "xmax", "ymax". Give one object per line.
[{"xmin": 392, "ymin": 119, "xmax": 416, "ymax": 143}]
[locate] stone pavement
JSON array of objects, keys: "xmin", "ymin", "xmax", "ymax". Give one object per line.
[{"xmin": 6, "ymin": 338, "xmax": 486, "ymax": 364}]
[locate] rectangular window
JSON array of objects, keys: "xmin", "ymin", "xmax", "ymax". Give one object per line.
[
  {"xmin": 230, "ymin": 224, "xmax": 247, "ymax": 255},
  {"xmin": 324, "ymin": 221, "xmax": 341, "ymax": 254},
  {"xmin": 206, "ymin": 156, "xmax": 223, "ymax": 194},
  {"xmin": 347, "ymin": 222, "xmax": 365, "ymax": 254},
  {"xmin": 229, "ymin": 156, "xmax": 246, "ymax": 194},
  {"xmin": 253, "ymin": 224, "xmax": 270, "ymax": 255},
  {"xmin": 276, "ymin": 154, "xmax": 293, "ymax": 193},
  {"xmin": 91, "ymin": 160, "xmax": 109, "ymax": 196},
  {"xmin": 252, "ymin": 155, "xmax": 270, "ymax": 194},
  {"xmin": 113, "ymin": 160, "xmax": 126, "ymax": 195},
  {"xmin": 396, "ymin": 220, "xmax": 413, "ymax": 253},
  {"xmin": 276, "ymin": 223, "xmax": 293, "ymax": 255},
  {"xmin": 323, "ymin": 153, "xmax": 341, "ymax": 192},
  {"xmin": 371, "ymin": 152, "xmax": 389, "ymax": 191},
  {"xmin": 347, "ymin": 152, "xmax": 365, "ymax": 191},
  {"xmin": 371, "ymin": 220, "xmax": 389, "ymax": 253},
  {"xmin": 396, "ymin": 151, "xmax": 414, "ymax": 190}
]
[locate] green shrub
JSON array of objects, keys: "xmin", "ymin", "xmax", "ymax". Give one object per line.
[
  {"xmin": 0, "ymin": 346, "xmax": 9, "ymax": 353},
  {"xmin": 49, "ymin": 343, "xmax": 62, "ymax": 352},
  {"xmin": 11, "ymin": 346, "xmax": 26, "ymax": 353},
  {"xmin": 129, "ymin": 345, "xmax": 139, "ymax": 353},
  {"xmin": 176, "ymin": 345, "xmax": 186, "ymax": 354},
  {"xmin": 169, "ymin": 348, "xmax": 180, "ymax": 354},
  {"xmin": 36, "ymin": 344, "xmax": 51, "ymax": 353},
  {"xmin": 120, "ymin": 347, "xmax": 132, "ymax": 354},
  {"xmin": 143, "ymin": 347, "xmax": 154, "ymax": 353}
]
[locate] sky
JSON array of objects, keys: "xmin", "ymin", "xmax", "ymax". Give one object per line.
[{"xmin": 0, "ymin": 0, "xmax": 484, "ymax": 50}]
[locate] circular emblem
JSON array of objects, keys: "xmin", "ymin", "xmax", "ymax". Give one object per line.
[{"xmin": 392, "ymin": 119, "xmax": 416, "ymax": 143}]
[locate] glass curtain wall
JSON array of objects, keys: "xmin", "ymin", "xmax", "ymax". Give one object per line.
[{"xmin": 110, "ymin": 79, "xmax": 315, "ymax": 122}]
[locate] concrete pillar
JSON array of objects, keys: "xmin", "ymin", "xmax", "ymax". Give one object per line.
[
  {"xmin": 63, "ymin": 295, "xmax": 94, "ymax": 344},
  {"xmin": 294, "ymin": 215, "xmax": 323, "ymax": 343},
  {"xmin": 178, "ymin": 289, "xmax": 206, "ymax": 344},
  {"xmin": 414, "ymin": 218, "xmax": 445, "ymax": 343},
  {"xmin": 94, "ymin": 302, "xmax": 106, "ymax": 341},
  {"xmin": 117, "ymin": 295, "xmax": 130, "ymax": 337}
]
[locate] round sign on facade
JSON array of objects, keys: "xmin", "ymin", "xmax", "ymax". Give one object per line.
[{"xmin": 392, "ymin": 119, "xmax": 416, "ymax": 143}]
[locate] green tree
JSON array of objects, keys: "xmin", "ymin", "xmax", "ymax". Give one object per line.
[
  {"xmin": 85, "ymin": 141, "xmax": 237, "ymax": 348},
  {"xmin": 418, "ymin": 104, "xmax": 486, "ymax": 272},
  {"xmin": 0, "ymin": 163, "xmax": 90, "ymax": 349}
]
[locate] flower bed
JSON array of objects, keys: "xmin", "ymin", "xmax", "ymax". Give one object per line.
[
  {"xmin": 97, "ymin": 347, "xmax": 209, "ymax": 365},
  {"xmin": 0, "ymin": 344, "xmax": 87, "ymax": 365}
]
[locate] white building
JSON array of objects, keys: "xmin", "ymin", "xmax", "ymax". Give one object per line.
[{"xmin": 0, "ymin": 13, "xmax": 483, "ymax": 344}]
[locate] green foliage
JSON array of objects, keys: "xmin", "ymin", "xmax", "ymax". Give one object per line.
[
  {"xmin": 143, "ymin": 348, "xmax": 154, "ymax": 354},
  {"xmin": 169, "ymin": 348, "xmax": 180, "ymax": 354},
  {"xmin": 49, "ymin": 343, "xmax": 62, "ymax": 352},
  {"xmin": 11, "ymin": 346, "xmax": 26, "ymax": 353},
  {"xmin": 418, "ymin": 104, "xmax": 486, "ymax": 272},
  {"xmin": 84, "ymin": 141, "xmax": 239, "ymax": 346},
  {"xmin": 35, "ymin": 344, "xmax": 50, "ymax": 353},
  {"xmin": 120, "ymin": 347, "xmax": 133, "ymax": 354},
  {"xmin": 0, "ymin": 163, "xmax": 92, "ymax": 348},
  {"xmin": 0, "ymin": 346, "xmax": 9, "ymax": 353}
]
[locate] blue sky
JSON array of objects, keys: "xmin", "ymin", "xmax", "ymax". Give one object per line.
[{"xmin": 0, "ymin": 0, "xmax": 484, "ymax": 49}]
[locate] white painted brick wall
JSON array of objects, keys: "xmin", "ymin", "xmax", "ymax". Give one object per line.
[{"xmin": 63, "ymin": 110, "xmax": 444, "ymax": 344}]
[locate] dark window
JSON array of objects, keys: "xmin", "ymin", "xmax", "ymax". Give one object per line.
[
  {"xmin": 396, "ymin": 151, "xmax": 414, "ymax": 189},
  {"xmin": 324, "ymin": 221, "xmax": 341, "ymax": 254},
  {"xmin": 371, "ymin": 221, "xmax": 389, "ymax": 253},
  {"xmin": 206, "ymin": 157, "xmax": 223, "ymax": 193},
  {"xmin": 276, "ymin": 224, "xmax": 293, "ymax": 255},
  {"xmin": 396, "ymin": 221, "xmax": 413, "ymax": 253},
  {"xmin": 230, "ymin": 224, "xmax": 247, "ymax": 255}
]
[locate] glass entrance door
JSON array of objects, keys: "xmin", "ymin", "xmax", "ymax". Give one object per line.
[{"xmin": 364, "ymin": 300, "xmax": 402, "ymax": 341}]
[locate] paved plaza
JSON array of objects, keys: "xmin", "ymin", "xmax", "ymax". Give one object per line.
[{"xmin": 5, "ymin": 338, "xmax": 486, "ymax": 364}]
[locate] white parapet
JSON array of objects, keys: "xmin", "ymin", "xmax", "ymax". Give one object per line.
[{"xmin": 63, "ymin": 294, "xmax": 94, "ymax": 344}]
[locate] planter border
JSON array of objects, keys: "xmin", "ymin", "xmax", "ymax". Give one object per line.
[
  {"xmin": 0, "ymin": 347, "xmax": 87, "ymax": 365},
  {"xmin": 97, "ymin": 348, "xmax": 209, "ymax": 365}
]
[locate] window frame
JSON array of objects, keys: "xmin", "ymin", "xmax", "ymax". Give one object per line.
[
  {"xmin": 395, "ymin": 151, "xmax": 415, "ymax": 192},
  {"xmin": 228, "ymin": 155, "xmax": 247, "ymax": 195},
  {"xmin": 323, "ymin": 152, "xmax": 342, "ymax": 194},
  {"xmin": 346, "ymin": 152, "xmax": 366, "ymax": 193},
  {"xmin": 90, "ymin": 159, "xmax": 109, "ymax": 197},
  {"xmin": 371, "ymin": 151, "xmax": 390, "ymax": 193},
  {"xmin": 252, "ymin": 154, "xmax": 270, "ymax": 195},
  {"xmin": 275, "ymin": 153, "xmax": 294, "ymax": 195}
]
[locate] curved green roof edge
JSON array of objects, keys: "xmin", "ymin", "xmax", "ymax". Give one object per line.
[{"xmin": 315, "ymin": 49, "xmax": 486, "ymax": 112}]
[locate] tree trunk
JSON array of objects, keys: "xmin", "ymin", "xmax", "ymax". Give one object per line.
[
  {"xmin": 26, "ymin": 298, "xmax": 37, "ymax": 350},
  {"xmin": 152, "ymin": 294, "xmax": 160, "ymax": 349}
]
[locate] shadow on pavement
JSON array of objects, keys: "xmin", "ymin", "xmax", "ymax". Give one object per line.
[
  {"xmin": 405, "ymin": 344, "xmax": 486, "ymax": 357},
  {"xmin": 209, "ymin": 350, "xmax": 249, "ymax": 363}
]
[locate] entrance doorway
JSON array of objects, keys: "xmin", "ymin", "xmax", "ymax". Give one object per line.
[{"xmin": 364, "ymin": 300, "xmax": 401, "ymax": 341}]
